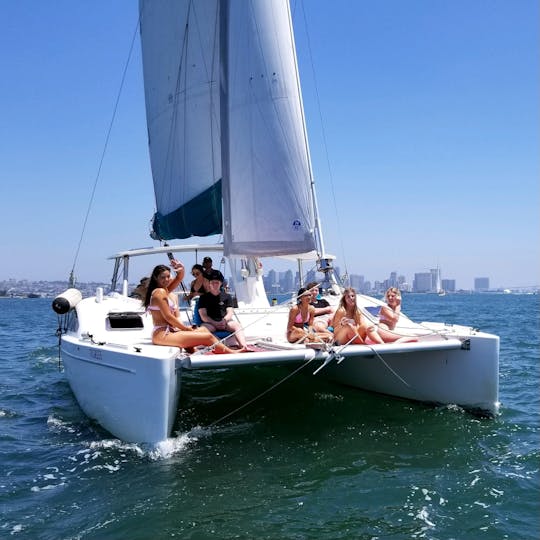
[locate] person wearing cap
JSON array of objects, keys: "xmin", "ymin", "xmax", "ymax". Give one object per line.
[
  {"xmin": 202, "ymin": 256, "xmax": 224, "ymax": 283},
  {"xmin": 286, "ymin": 287, "xmax": 333, "ymax": 344},
  {"xmin": 306, "ymin": 281, "xmax": 334, "ymax": 332},
  {"xmin": 198, "ymin": 269, "xmax": 249, "ymax": 351}
]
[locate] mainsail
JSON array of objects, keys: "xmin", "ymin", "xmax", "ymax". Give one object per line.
[{"xmin": 139, "ymin": 0, "xmax": 317, "ymax": 257}]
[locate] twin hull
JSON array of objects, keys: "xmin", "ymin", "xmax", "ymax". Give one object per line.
[{"xmin": 59, "ymin": 295, "xmax": 499, "ymax": 443}]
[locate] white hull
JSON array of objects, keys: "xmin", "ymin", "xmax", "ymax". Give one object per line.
[
  {"xmin": 57, "ymin": 286, "xmax": 499, "ymax": 443},
  {"xmin": 323, "ymin": 334, "xmax": 499, "ymax": 413},
  {"xmin": 61, "ymin": 336, "xmax": 181, "ymax": 443}
]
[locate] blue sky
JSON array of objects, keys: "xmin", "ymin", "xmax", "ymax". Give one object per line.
[{"xmin": 1, "ymin": 0, "xmax": 538, "ymax": 290}]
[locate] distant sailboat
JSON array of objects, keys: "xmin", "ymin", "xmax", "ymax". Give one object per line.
[{"xmin": 51, "ymin": 0, "xmax": 499, "ymax": 443}]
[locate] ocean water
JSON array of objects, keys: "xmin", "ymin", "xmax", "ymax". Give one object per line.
[{"xmin": 1, "ymin": 294, "xmax": 538, "ymax": 539}]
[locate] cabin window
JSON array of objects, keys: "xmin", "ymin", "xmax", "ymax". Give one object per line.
[{"xmin": 107, "ymin": 312, "xmax": 144, "ymax": 329}]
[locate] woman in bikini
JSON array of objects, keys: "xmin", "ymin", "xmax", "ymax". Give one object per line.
[
  {"xmin": 286, "ymin": 287, "xmax": 333, "ymax": 344},
  {"xmin": 332, "ymin": 288, "xmax": 384, "ymax": 345},
  {"xmin": 144, "ymin": 261, "xmax": 236, "ymax": 354},
  {"xmin": 377, "ymin": 287, "xmax": 417, "ymax": 343},
  {"xmin": 184, "ymin": 264, "xmax": 207, "ymax": 302}
]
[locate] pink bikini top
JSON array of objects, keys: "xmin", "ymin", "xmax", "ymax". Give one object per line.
[
  {"xmin": 294, "ymin": 309, "xmax": 310, "ymax": 325},
  {"xmin": 148, "ymin": 295, "xmax": 176, "ymax": 314}
]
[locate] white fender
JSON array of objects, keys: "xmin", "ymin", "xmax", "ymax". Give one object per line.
[{"xmin": 52, "ymin": 288, "xmax": 83, "ymax": 314}]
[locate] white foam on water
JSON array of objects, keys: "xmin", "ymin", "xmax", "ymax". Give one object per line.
[
  {"xmin": 415, "ymin": 506, "xmax": 436, "ymax": 527},
  {"xmin": 148, "ymin": 432, "xmax": 195, "ymax": 460},
  {"xmin": 30, "ymin": 483, "xmax": 66, "ymax": 492},
  {"xmin": 46, "ymin": 414, "xmax": 77, "ymax": 433}
]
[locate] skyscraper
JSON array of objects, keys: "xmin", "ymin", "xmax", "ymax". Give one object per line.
[{"xmin": 474, "ymin": 277, "xmax": 490, "ymax": 292}]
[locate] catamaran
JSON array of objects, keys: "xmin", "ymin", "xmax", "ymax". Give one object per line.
[{"xmin": 52, "ymin": 0, "xmax": 499, "ymax": 443}]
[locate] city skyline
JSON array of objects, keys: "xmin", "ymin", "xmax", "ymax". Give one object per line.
[
  {"xmin": 1, "ymin": 261, "xmax": 536, "ymax": 296},
  {"xmin": 5, "ymin": 260, "xmax": 540, "ymax": 297}
]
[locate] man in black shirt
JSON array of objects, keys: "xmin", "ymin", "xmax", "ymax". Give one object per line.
[
  {"xmin": 202, "ymin": 256, "xmax": 225, "ymax": 283},
  {"xmin": 198, "ymin": 270, "xmax": 248, "ymax": 350}
]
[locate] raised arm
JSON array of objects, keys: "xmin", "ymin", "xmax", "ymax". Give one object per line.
[{"xmin": 166, "ymin": 259, "xmax": 185, "ymax": 293}]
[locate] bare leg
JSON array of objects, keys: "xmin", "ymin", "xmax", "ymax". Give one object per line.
[
  {"xmin": 153, "ymin": 328, "xmax": 237, "ymax": 354},
  {"xmin": 202, "ymin": 320, "xmax": 248, "ymax": 350},
  {"xmin": 333, "ymin": 326, "xmax": 364, "ymax": 345},
  {"xmin": 225, "ymin": 320, "xmax": 247, "ymax": 349},
  {"xmin": 287, "ymin": 327, "xmax": 308, "ymax": 344},
  {"xmin": 377, "ymin": 324, "xmax": 418, "ymax": 343},
  {"xmin": 364, "ymin": 324, "xmax": 384, "ymax": 344}
]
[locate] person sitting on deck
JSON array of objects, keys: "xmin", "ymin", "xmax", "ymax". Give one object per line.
[
  {"xmin": 377, "ymin": 287, "xmax": 417, "ymax": 343},
  {"xmin": 332, "ymin": 288, "xmax": 384, "ymax": 345},
  {"xmin": 130, "ymin": 277, "xmax": 149, "ymax": 300},
  {"xmin": 184, "ymin": 264, "xmax": 207, "ymax": 303},
  {"xmin": 286, "ymin": 287, "xmax": 334, "ymax": 344},
  {"xmin": 198, "ymin": 270, "xmax": 249, "ymax": 351},
  {"xmin": 202, "ymin": 256, "xmax": 225, "ymax": 285},
  {"xmin": 306, "ymin": 281, "xmax": 334, "ymax": 332},
  {"xmin": 143, "ymin": 260, "xmax": 237, "ymax": 354}
]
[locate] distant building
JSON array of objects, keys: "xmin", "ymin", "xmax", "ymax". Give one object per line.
[
  {"xmin": 413, "ymin": 273, "xmax": 432, "ymax": 293},
  {"xmin": 474, "ymin": 277, "xmax": 490, "ymax": 292},
  {"xmin": 282, "ymin": 269, "xmax": 294, "ymax": 292},
  {"xmin": 441, "ymin": 279, "xmax": 456, "ymax": 292},
  {"xmin": 305, "ymin": 269, "xmax": 316, "ymax": 286},
  {"xmin": 350, "ymin": 274, "xmax": 365, "ymax": 292}
]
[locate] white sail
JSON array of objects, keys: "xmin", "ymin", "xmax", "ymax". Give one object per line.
[
  {"xmin": 139, "ymin": 0, "xmax": 222, "ymax": 239},
  {"xmin": 221, "ymin": 0, "xmax": 317, "ymax": 256},
  {"xmin": 139, "ymin": 0, "xmax": 317, "ymax": 256}
]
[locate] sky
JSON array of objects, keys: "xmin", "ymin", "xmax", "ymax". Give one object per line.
[{"xmin": 1, "ymin": 0, "xmax": 538, "ymax": 290}]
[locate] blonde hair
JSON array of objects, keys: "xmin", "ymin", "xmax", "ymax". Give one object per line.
[
  {"xmin": 384, "ymin": 287, "xmax": 401, "ymax": 302},
  {"xmin": 338, "ymin": 287, "xmax": 362, "ymax": 325}
]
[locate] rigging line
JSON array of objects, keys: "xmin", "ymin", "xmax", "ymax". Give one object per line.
[
  {"xmin": 361, "ymin": 342, "xmax": 452, "ymax": 406},
  {"xmin": 330, "ymin": 328, "xmax": 415, "ymax": 390},
  {"xmin": 70, "ymin": 16, "xmax": 141, "ymax": 279},
  {"xmin": 298, "ymin": 0, "xmax": 348, "ymax": 273},
  {"xmin": 208, "ymin": 355, "xmax": 317, "ymax": 427}
]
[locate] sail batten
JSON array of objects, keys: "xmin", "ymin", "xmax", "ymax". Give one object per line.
[{"xmin": 140, "ymin": 0, "xmax": 317, "ymax": 255}]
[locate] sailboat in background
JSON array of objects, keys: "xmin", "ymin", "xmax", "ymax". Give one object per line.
[
  {"xmin": 435, "ymin": 266, "xmax": 446, "ymax": 295},
  {"xmin": 52, "ymin": 0, "xmax": 499, "ymax": 443}
]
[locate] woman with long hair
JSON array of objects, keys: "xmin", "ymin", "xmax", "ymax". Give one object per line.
[
  {"xmin": 144, "ymin": 260, "xmax": 237, "ymax": 354},
  {"xmin": 332, "ymin": 288, "xmax": 384, "ymax": 345},
  {"xmin": 286, "ymin": 287, "xmax": 333, "ymax": 344}
]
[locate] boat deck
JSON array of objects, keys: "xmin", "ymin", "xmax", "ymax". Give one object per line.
[{"xmin": 180, "ymin": 337, "xmax": 464, "ymax": 370}]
